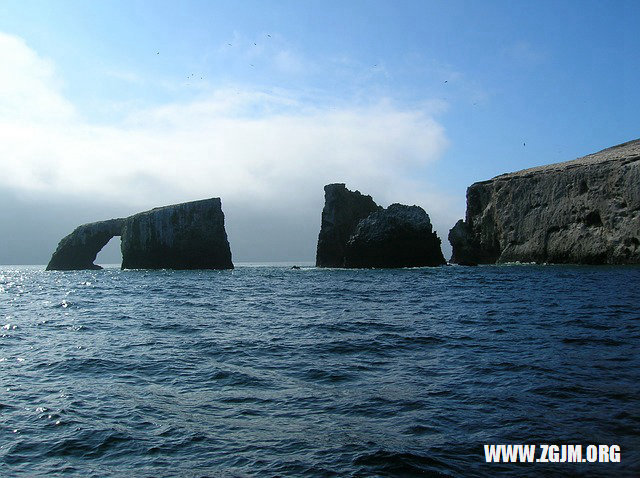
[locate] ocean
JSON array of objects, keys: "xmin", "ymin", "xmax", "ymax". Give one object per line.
[{"xmin": 1, "ymin": 264, "xmax": 638, "ymax": 476}]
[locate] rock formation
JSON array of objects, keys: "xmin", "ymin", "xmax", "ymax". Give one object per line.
[
  {"xmin": 46, "ymin": 218, "xmax": 126, "ymax": 271},
  {"xmin": 316, "ymin": 184, "xmax": 381, "ymax": 267},
  {"xmin": 344, "ymin": 204, "xmax": 446, "ymax": 268},
  {"xmin": 120, "ymin": 198, "xmax": 233, "ymax": 270},
  {"xmin": 316, "ymin": 184, "xmax": 445, "ymax": 268},
  {"xmin": 449, "ymin": 139, "xmax": 640, "ymax": 265},
  {"xmin": 46, "ymin": 198, "xmax": 233, "ymax": 270}
]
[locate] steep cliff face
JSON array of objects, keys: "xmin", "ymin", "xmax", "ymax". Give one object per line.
[
  {"xmin": 46, "ymin": 218, "xmax": 125, "ymax": 270},
  {"xmin": 449, "ymin": 139, "xmax": 640, "ymax": 264},
  {"xmin": 47, "ymin": 198, "xmax": 233, "ymax": 270},
  {"xmin": 345, "ymin": 204, "xmax": 446, "ymax": 268},
  {"xmin": 315, "ymin": 184, "xmax": 381, "ymax": 267},
  {"xmin": 121, "ymin": 198, "xmax": 233, "ymax": 270}
]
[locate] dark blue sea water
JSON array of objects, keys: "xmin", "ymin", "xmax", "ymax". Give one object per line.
[{"xmin": 1, "ymin": 264, "xmax": 638, "ymax": 477}]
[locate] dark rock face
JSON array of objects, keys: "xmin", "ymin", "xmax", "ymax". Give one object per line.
[
  {"xmin": 315, "ymin": 184, "xmax": 381, "ymax": 267},
  {"xmin": 121, "ymin": 198, "xmax": 233, "ymax": 270},
  {"xmin": 316, "ymin": 184, "xmax": 445, "ymax": 268},
  {"xmin": 345, "ymin": 204, "xmax": 446, "ymax": 268},
  {"xmin": 46, "ymin": 198, "xmax": 233, "ymax": 270},
  {"xmin": 46, "ymin": 218, "xmax": 126, "ymax": 270},
  {"xmin": 449, "ymin": 139, "xmax": 640, "ymax": 264},
  {"xmin": 448, "ymin": 219, "xmax": 498, "ymax": 264}
]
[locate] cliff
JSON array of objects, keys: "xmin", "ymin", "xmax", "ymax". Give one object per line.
[
  {"xmin": 345, "ymin": 204, "xmax": 446, "ymax": 268},
  {"xmin": 46, "ymin": 198, "xmax": 233, "ymax": 270},
  {"xmin": 316, "ymin": 184, "xmax": 445, "ymax": 268},
  {"xmin": 121, "ymin": 198, "xmax": 233, "ymax": 270},
  {"xmin": 316, "ymin": 184, "xmax": 381, "ymax": 267},
  {"xmin": 449, "ymin": 139, "xmax": 640, "ymax": 264}
]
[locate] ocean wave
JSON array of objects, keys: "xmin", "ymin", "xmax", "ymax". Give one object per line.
[{"xmin": 0, "ymin": 265, "xmax": 638, "ymax": 476}]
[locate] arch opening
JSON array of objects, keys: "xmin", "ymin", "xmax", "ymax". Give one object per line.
[{"xmin": 96, "ymin": 235, "xmax": 123, "ymax": 268}]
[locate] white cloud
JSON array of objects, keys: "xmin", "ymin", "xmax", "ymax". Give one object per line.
[
  {"xmin": 0, "ymin": 31, "xmax": 458, "ymax": 258},
  {"xmin": 0, "ymin": 33, "xmax": 75, "ymax": 124}
]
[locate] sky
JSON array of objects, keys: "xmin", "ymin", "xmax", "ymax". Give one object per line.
[{"xmin": 0, "ymin": 0, "xmax": 638, "ymax": 264}]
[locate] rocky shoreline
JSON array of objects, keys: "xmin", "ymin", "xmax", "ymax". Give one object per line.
[
  {"xmin": 449, "ymin": 139, "xmax": 640, "ymax": 265},
  {"xmin": 46, "ymin": 139, "xmax": 640, "ymax": 270}
]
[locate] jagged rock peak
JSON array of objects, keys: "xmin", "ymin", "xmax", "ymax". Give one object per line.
[
  {"xmin": 345, "ymin": 204, "xmax": 446, "ymax": 268},
  {"xmin": 353, "ymin": 203, "xmax": 435, "ymax": 239},
  {"xmin": 316, "ymin": 184, "xmax": 446, "ymax": 268},
  {"xmin": 315, "ymin": 183, "xmax": 381, "ymax": 267}
]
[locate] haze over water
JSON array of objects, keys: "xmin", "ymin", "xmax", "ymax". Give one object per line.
[{"xmin": 1, "ymin": 264, "xmax": 638, "ymax": 476}]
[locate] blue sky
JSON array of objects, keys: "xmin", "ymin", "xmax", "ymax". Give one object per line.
[{"xmin": 0, "ymin": 0, "xmax": 638, "ymax": 263}]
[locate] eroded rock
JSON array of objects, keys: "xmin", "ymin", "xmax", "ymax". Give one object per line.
[
  {"xmin": 345, "ymin": 204, "xmax": 446, "ymax": 268},
  {"xmin": 46, "ymin": 218, "xmax": 125, "ymax": 271},
  {"xmin": 121, "ymin": 198, "xmax": 233, "ymax": 270},
  {"xmin": 449, "ymin": 139, "xmax": 640, "ymax": 264},
  {"xmin": 46, "ymin": 198, "xmax": 233, "ymax": 270},
  {"xmin": 315, "ymin": 183, "xmax": 381, "ymax": 267},
  {"xmin": 316, "ymin": 184, "xmax": 445, "ymax": 268}
]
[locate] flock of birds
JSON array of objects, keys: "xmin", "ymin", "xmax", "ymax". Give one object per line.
[
  {"xmin": 156, "ymin": 33, "xmax": 466, "ymax": 90},
  {"xmin": 152, "ymin": 34, "xmax": 530, "ymax": 148},
  {"xmin": 153, "ymin": 34, "xmax": 275, "ymax": 83}
]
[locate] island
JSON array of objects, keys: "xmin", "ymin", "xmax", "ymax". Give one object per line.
[
  {"xmin": 449, "ymin": 139, "xmax": 640, "ymax": 265},
  {"xmin": 316, "ymin": 183, "xmax": 446, "ymax": 268},
  {"xmin": 46, "ymin": 198, "xmax": 233, "ymax": 270}
]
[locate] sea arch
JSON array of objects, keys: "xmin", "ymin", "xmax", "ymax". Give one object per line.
[
  {"xmin": 45, "ymin": 198, "xmax": 234, "ymax": 270},
  {"xmin": 46, "ymin": 218, "xmax": 125, "ymax": 270}
]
